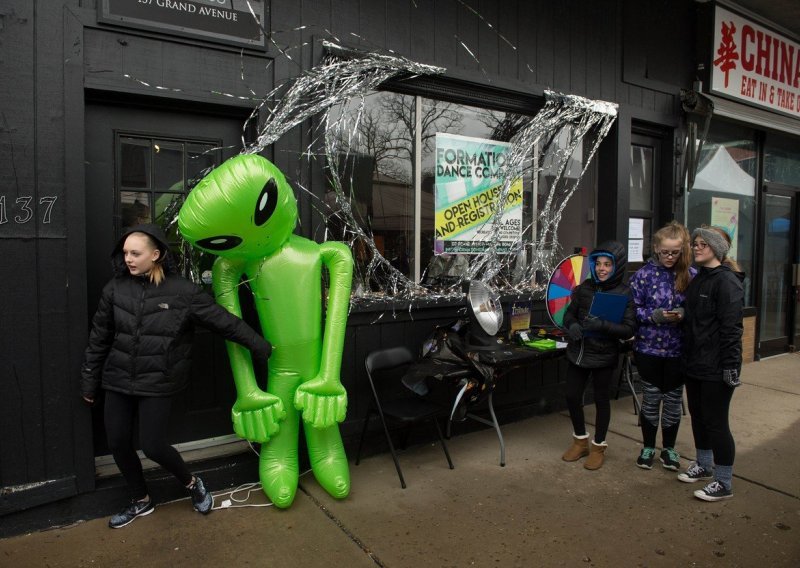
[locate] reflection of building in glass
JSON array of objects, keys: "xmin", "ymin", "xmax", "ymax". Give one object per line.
[
  {"xmin": 687, "ymin": 128, "xmax": 756, "ymax": 303},
  {"xmin": 120, "ymin": 192, "xmax": 152, "ymax": 229}
]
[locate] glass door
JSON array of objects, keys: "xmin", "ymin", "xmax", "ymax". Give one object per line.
[{"xmin": 759, "ymin": 186, "xmax": 799, "ymax": 356}]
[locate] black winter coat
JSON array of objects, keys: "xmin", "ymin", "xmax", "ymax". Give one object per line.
[
  {"xmin": 563, "ymin": 241, "xmax": 637, "ymax": 369},
  {"xmin": 683, "ymin": 264, "xmax": 744, "ymax": 381},
  {"xmin": 81, "ymin": 224, "xmax": 271, "ymax": 398}
]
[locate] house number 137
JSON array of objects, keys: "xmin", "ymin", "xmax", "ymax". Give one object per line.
[{"xmin": 0, "ymin": 196, "xmax": 58, "ymax": 224}]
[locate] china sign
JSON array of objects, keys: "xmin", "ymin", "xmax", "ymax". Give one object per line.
[
  {"xmin": 711, "ymin": 6, "xmax": 800, "ymax": 119},
  {"xmin": 434, "ymin": 133, "xmax": 523, "ymax": 255},
  {"xmin": 100, "ymin": 0, "xmax": 266, "ymax": 49}
]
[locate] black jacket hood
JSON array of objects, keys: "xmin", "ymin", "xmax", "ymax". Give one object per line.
[
  {"xmin": 588, "ymin": 240, "xmax": 627, "ymax": 290},
  {"xmin": 111, "ymin": 223, "xmax": 176, "ymax": 276}
]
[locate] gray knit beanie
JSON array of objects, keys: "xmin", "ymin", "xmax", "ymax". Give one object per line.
[{"xmin": 692, "ymin": 227, "xmax": 730, "ymax": 261}]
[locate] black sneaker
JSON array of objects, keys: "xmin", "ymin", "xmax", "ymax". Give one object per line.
[
  {"xmin": 694, "ymin": 480, "xmax": 733, "ymax": 501},
  {"xmin": 636, "ymin": 447, "xmax": 656, "ymax": 469},
  {"xmin": 189, "ymin": 475, "xmax": 213, "ymax": 514},
  {"xmin": 660, "ymin": 447, "xmax": 680, "ymax": 471},
  {"xmin": 108, "ymin": 498, "xmax": 154, "ymax": 529},
  {"xmin": 677, "ymin": 462, "xmax": 714, "ymax": 483}
]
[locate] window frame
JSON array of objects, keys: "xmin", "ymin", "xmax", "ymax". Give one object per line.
[{"xmin": 114, "ymin": 131, "xmax": 223, "ymax": 240}]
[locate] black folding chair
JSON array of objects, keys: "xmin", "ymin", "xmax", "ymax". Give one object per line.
[{"xmin": 355, "ymin": 346, "xmax": 454, "ymax": 488}]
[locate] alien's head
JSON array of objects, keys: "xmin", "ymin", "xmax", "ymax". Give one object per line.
[{"xmin": 178, "ymin": 154, "xmax": 298, "ymax": 260}]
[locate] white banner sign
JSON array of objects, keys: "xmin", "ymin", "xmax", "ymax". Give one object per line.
[{"xmin": 711, "ymin": 6, "xmax": 800, "ymax": 119}]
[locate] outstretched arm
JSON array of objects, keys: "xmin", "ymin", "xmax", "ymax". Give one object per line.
[
  {"xmin": 212, "ymin": 257, "xmax": 284, "ymax": 442},
  {"xmin": 294, "ymin": 241, "xmax": 353, "ymax": 428}
]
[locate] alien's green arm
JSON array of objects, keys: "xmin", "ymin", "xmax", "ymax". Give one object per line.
[
  {"xmin": 317, "ymin": 241, "xmax": 354, "ymax": 384},
  {"xmin": 211, "ymin": 256, "xmax": 265, "ymax": 400}
]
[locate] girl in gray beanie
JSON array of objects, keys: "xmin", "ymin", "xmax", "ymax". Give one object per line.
[{"xmin": 679, "ymin": 226, "xmax": 744, "ymax": 501}]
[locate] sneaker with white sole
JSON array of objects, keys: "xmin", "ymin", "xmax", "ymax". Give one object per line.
[
  {"xmin": 636, "ymin": 447, "xmax": 656, "ymax": 469},
  {"xmin": 108, "ymin": 498, "xmax": 154, "ymax": 529},
  {"xmin": 189, "ymin": 475, "xmax": 213, "ymax": 514},
  {"xmin": 677, "ymin": 461, "xmax": 714, "ymax": 483},
  {"xmin": 660, "ymin": 447, "xmax": 680, "ymax": 471},
  {"xmin": 694, "ymin": 480, "xmax": 733, "ymax": 501}
]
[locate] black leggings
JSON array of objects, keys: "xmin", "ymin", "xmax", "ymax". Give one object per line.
[
  {"xmin": 684, "ymin": 377, "xmax": 735, "ymax": 466},
  {"xmin": 104, "ymin": 390, "xmax": 192, "ymax": 500},
  {"xmin": 565, "ymin": 363, "xmax": 613, "ymax": 444}
]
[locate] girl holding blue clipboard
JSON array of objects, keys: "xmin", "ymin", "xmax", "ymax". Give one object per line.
[{"xmin": 561, "ymin": 241, "xmax": 636, "ymax": 470}]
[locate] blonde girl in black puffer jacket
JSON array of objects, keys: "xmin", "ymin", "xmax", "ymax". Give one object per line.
[{"xmin": 81, "ymin": 224, "xmax": 272, "ymax": 529}]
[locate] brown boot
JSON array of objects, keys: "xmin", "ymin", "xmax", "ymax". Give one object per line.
[
  {"xmin": 562, "ymin": 434, "xmax": 590, "ymax": 461},
  {"xmin": 584, "ymin": 441, "xmax": 608, "ymax": 470}
]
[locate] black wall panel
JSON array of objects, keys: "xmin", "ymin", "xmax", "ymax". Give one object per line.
[{"xmin": 0, "ymin": 0, "xmax": 699, "ymax": 524}]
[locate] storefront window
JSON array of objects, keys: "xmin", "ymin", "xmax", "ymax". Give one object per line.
[
  {"xmin": 420, "ymin": 99, "xmax": 536, "ymax": 288},
  {"xmin": 686, "ymin": 121, "xmax": 756, "ymax": 304},
  {"xmin": 538, "ymin": 127, "xmax": 597, "ymax": 262},
  {"xmin": 326, "ymin": 93, "xmax": 540, "ymax": 293},
  {"xmin": 764, "ymin": 133, "xmax": 800, "ymax": 187},
  {"xmin": 324, "ymin": 90, "xmax": 604, "ymax": 298}
]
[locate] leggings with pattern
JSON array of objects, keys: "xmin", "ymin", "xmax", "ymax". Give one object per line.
[{"xmin": 634, "ymin": 352, "xmax": 684, "ymax": 449}]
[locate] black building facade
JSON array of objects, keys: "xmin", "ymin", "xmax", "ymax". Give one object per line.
[{"xmin": 1, "ymin": 0, "xmax": 798, "ymax": 534}]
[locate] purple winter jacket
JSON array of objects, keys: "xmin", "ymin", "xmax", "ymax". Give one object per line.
[{"xmin": 630, "ymin": 259, "xmax": 696, "ymax": 358}]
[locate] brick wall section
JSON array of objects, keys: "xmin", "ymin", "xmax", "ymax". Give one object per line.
[{"xmin": 742, "ymin": 315, "xmax": 756, "ymax": 364}]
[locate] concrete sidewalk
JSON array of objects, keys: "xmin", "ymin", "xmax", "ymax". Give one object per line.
[{"xmin": 2, "ymin": 354, "xmax": 798, "ymax": 567}]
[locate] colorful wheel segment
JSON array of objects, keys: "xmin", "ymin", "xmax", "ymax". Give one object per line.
[{"xmin": 546, "ymin": 254, "xmax": 589, "ymax": 329}]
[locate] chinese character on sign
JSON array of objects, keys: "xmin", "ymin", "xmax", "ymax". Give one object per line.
[{"xmin": 713, "ymin": 21, "xmax": 739, "ymax": 88}]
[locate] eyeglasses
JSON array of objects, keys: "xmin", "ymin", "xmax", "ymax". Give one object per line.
[
  {"xmin": 658, "ymin": 250, "xmax": 682, "ymax": 258},
  {"xmin": 691, "ymin": 241, "xmax": 709, "ymax": 250}
]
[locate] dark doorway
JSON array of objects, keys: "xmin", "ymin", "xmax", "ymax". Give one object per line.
[{"xmin": 84, "ymin": 100, "xmax": 250, "ymax": 456}]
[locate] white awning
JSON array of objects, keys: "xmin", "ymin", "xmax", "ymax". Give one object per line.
[{"xmin": 706, "ymin": 93, "xmax": 800, "ymax": 137}]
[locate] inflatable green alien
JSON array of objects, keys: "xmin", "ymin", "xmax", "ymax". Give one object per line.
[{"xmin": 178, "ymin": 154, "xmax": 352, "ymax": 507}]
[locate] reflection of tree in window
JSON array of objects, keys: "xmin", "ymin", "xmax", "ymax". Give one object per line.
[{"xmin": 329, "ymin": 93, "xmax": 462, "ymax": 287}]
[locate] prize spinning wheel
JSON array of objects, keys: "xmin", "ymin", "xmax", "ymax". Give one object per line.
[{"xmin": 546, "ymin": 254, "xmax": 589, "ymax": 329}]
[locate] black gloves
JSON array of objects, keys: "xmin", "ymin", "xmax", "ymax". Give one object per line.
[
  {"xmin": 581, "ymin": 317, "xmax": 606, "ymax": 333},
  {"xmin": 722, "ymin": 369, "xmax": 741, "ymax": 388},
  {"xmin": 251, "ymin": 344, "xmax": 272, "ymax": 367},
  {"xmin": 568, "ymin": 323, "xmax": 583, "ymax": 342}
]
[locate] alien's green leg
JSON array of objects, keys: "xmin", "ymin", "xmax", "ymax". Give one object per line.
[
  {"xmin": 260, "ymin": 373, "xmax": 302, "ymax": 508},
  {"xmin": 305, "ymin": 423, "xmax": 350, "ymax": 499}
]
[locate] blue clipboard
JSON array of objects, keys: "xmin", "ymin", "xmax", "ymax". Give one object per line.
[{"xmin": 584, "ymin": 292, "xmax": 628, "ymax": 336}]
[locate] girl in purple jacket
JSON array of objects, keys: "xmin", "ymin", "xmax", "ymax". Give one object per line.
[{"xmin": 629, "ymin": 221, "xmax": 696, "ymax": 470}]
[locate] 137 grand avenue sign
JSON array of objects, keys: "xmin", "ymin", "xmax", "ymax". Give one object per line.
[{"xmin": 100, "ymin": 0, "xmax": 266, "ymax": 49}]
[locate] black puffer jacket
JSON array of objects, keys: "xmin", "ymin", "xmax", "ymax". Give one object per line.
[
  {"xmin": 683, "ymin": 264, "xmax": 744, "ymax": 381},
  {"xmin": 81, "ymin": 224, "xmax": 271, "ymax": 398},
  {"xmin": 563, "ymin": 241, "xmax": 637, "ymax": 369}
]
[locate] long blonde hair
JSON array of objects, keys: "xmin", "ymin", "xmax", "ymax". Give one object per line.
[{"xmin": 653, "ymin": 221, "xmax": 692, "ymax": 293}]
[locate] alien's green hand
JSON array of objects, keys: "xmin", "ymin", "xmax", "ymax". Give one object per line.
[
  {"xmin": 231, "ymin": 390, "xmax": 286, "ymax": 443},
  {"xmin": 294, "ymin": 377, "xmax": 348, "ymax": 429}
]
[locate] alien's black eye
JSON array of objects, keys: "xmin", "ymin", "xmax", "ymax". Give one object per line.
[
  {"xmin": 254, "ymin": 178, "xmax": 278, "ymax": 226},
  {"xmin": 196, "ymin": 235, "xmax": 243, "ymax": 251}
]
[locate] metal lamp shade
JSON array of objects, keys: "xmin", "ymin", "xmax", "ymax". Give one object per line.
[{"xmin": 467, "ymin": 280, "xmax": 503, "ymax": 336}]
